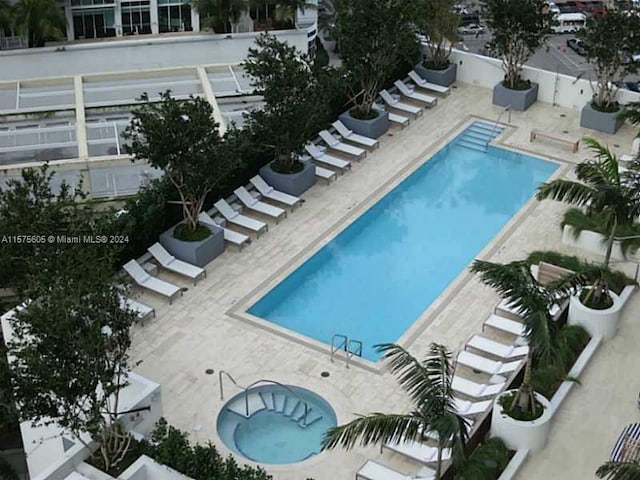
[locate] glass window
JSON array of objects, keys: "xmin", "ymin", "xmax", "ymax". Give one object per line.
[
  {"xmin": 122, "ymin": 1, "xmax": 151, "ymax": 34},
  {"xmin": 72, "ymin": 9, "xmax": 116, "ymax": 39},
  {"xmin": 158, "ymin": 3, "xmax": 192, "ymax": 33}
]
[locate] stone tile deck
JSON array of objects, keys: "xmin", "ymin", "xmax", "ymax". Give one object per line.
[{"xmin": 128, "ymin": 83, "xmax": 640, "ymax": 480}]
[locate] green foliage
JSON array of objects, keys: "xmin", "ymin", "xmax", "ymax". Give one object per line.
[
  {"xmin": 323, "ymin": 343, "xmax": 469, "ymax": 480},
  {"xmin": 124, "ymin": 92, "xmax": 243, "ymax": 234},
  {"xmin": 525, "ymin": 250, "xmax": 635, "ymax": 295},
  {"xmin": 8, "ymin": 243, "xmax": 138, "ymax": 471},
  {"xmin": 192, "ymin": 0, "xmax": 247, "ymax": 33},
  {"xmin": 337, "ymin": 0, "xmax": 419, "ymax": 115},
  {"xmin": 173, "ymin": 223, "xmax": 211, "ymax": 241},
  {"xmin": 314, "ymin": 37, "xmax": 330, "ymax": 68},
  {"xmin": 537, "ymin": 138, "xmax": 640, "ymax": 268},
  {"xmin": 318, "ymin": 0, "xmax": 339, "ymax": 42},
  {"xmin": 243, "ymin": 33, "xmax": 343, "ymax": 172},
  {"xmin": 0, "ymin": 457, "xmax": 19, "ymax": 480},
  {"xmin": 0, "ymin": 0, "xmax": 13, "ymax": 32},
  {"xmin": 0, "ymin": 341, "xmax": 18, "ymax": 434},
  {"xmin": 137, "ymin": 419, "xmax": 271, "ymax": 480},
  {"xmin": 414, "ymin": 0, "xmax": 460, "ymax": 69},
  {"xmin": 578, "ymin": 9, "xmax": 640, "ymax": 110},
  {"xmin": 14, "ymin": 0, "xmax": 66, "ymax": 47},
  {"xmin": 483, "ymin": 0, "xmax": 552, "ymax": 89},
  {"xmin": 0, "ymin": 165, "xmax": 110, "ymax": 295},
  {"xmin": 498, "ymin": 391, "xmax": 545, "ymax": 421},
  {"xmin": 596, "ymin": 459, "xmax": 640, "ymax": 479},
  {"xmin": 455, "ymin": 437, "xmax": 511, "ymax": 480}
]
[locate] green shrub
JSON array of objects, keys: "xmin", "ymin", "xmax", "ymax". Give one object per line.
[
  {"xmin": 137, "ymin": 419, "xmax": 271, "ymax": 480},
  {"xmin": 0, "ymin": 457, "xmax": 19, "ymax": 480},
  {"xmin": 525, "ymin": 250, "xmax": 635, "ymax": 294},
  {"xmin": 456, "ymin": 437, "xmax": 511, "ymax": 480}
]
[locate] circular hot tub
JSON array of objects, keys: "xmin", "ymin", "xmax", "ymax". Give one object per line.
[{"xmin": 217, "ymin": 384, "xmax": 337, "ymax": 464}]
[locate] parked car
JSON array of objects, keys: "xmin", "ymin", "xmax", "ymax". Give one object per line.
[
  {"xmin": 623, "ymin": 81, "xmax": 640, "ymax": 92},
  {"xmin": 567, "ymin": 37, "xmax": 587, "ymax": 55},
  {"xmin": 458, "ymin": 24, "xmax": 485, "ymax": 35}
]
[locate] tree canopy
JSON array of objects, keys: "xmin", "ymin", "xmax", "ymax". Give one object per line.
[
  {"xmin": 336, "ymin": 0, "xmax": 419, "ymax": 116},
  {"xmin": 578, "ymin": 9, "xmax": 640, "ymax": 111},
  {"xmin": 243, "ymin": 33, "xmax": 340, "ymax": 172},
  {"xmin": 124, "ymin": 92, "xmax": 242, "ymax": 237},
  {"xmin": 414, "ymin": 0, "xmax": 460, "ymax": 70},
  {"xmin": 14, "ymin": 0, "xmax": 67, "ymax": 47},
  {"xmin": 484, "ymin": 0, "xmax": 552, "ymax": 89}
]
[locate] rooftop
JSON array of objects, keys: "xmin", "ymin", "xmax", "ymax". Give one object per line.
[{"xmin": 123, "ymin": 82, "xmax": 640, "ymax": 480}]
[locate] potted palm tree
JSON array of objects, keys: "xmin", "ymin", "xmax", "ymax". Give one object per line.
[
  {"xmin": 336, "ymin": 0, "xmax": 418, "ymax": 138},
  {"xmin": 484, "ymin": 0, "xmax": 552, "ymax": 111},
  {"xmin": 413, "ymin": 0, "xmax": 460, "ymax": 87},
  {"xmin": 578, "ymin": 9, "xmax": 640, "ymax": 134},
  {"xmin": 322, "ymin": 343, "xmax": 469, "ymax": 480},
  {"xmin": 470, "ymin": 260, "xmax": 587, "ymax": 453},
  {"xmin": 536, "ymin": 138, "xmax": 640, "ymax": 339}
]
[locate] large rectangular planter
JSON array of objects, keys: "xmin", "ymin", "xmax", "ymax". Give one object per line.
[
  {"xmin": 338, "ymin": 108, "xmax": 389, "ymax": 139},
  {"xmin": 159, "ymin": 221, "xmax": 225, "ymax": 267},
  {"xmin": 413, "ymin": 62, "xmax": 457, "ymax": 87},
  {"xmin": 259, "ymin": 161, "xmax": 316, "ymax": 197},
  {"xmin": 580, "ymin": 102, "xmax": 624, "ymax": 134},
  {"xmin": 492, "ymin": 81, "xmax": 538, "ymax": 111}
]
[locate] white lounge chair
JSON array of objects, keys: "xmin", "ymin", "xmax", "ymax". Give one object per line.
[
  {"xmin": 483, "ymin": 313, "xmax": 527, "ymax": 337},
  {"xmin": 454, "ymin": 397, "xmax": 491, "ymax": 416},
  {"xmin": 214, "ymin": 199, "xmax": 268, "ymax": 237},
  {"xmin": 373, "ymin": 104, "xmax": 410, "ymax": 128},
  {"xmin": 383, "ymin": 439, "xmax": 451, "ymax": 464},
  {"xmin": 120, "ymin": 296, "xmax": 155, "ymax": 322},
  {"xmin": 332, "ymin": 120, "xmax": 380, "ymax": 149},
  {"xmin": 316, "ymin": 165, "xmax": 337, "ymax": 183},
  {"xmin": 452, "ymin": 376, "xmax": 506, "ymax": 399},
  {"xmin": 123, "ymin": 260, "xmax": 182, "ymax": 304},
  {"xmin": 496, "ymin": 296, "xmax": 562, "ymax": 320},
  {"xmin": 250, "ymin": 175, "xmax": 302, "ymax": 209},
  {"xmin": 408, "ymin": 71, "xmax": 451, "ymax": 96},
  {"xmin": 234, "ymin": 187, "xmax": 287, "ymax": 224},
  {"xmin": 305, "ymin": 144, "xmax": 352, "ymax": 173},
  {"xmin": 393, "ymin": 80, "xmax": 437, "ymax": 107},
  {"xmin": 466, "ymin": 334, "xmax": 529, "ymax": 359},
  {"xmin": 148, "ymin": 243, "xmax": 207, "ymax": 285},
  {"xmin": 356, "ymin": 461, "xmax": 434, "ymax": 480},
  {"xmin": 198, "ymin": 212, "xmax": 251, "ymax": 250},
  {"xmin": 318, "ymin": 130, "xmax": 367, "ymax": 159},
  {"xmin": 457, "ymin": 351, "xmax": 522, "ymax": 376},
  {"xmin": 379, "ymin": 90, "xmax": 423, "ymax": 116}
]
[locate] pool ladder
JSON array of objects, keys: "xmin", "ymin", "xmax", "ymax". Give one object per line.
[{"xmin": 330, "ymin": 334, "xmax": 363, "ymax": 368}]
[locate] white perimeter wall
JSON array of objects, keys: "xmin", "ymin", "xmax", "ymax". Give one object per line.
[
  {"xmin": 0, "ymin": 31, "xmax": 310, "ymax": 82},
  {"xmin": 449, "ymin": 48, "xmax": 640, "ymax": 109}
]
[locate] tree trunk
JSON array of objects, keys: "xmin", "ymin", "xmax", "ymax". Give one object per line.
[
  {"xmin": 513, "ymin": 351, "xmax": 535, "ymax": 415},
  {"xmin": 604, "ymin": 216, "xmax": 617, "ymax": 268},
  {"xmin": 435, "ymin": 440, "xmax": 443, "ymax": 480}
]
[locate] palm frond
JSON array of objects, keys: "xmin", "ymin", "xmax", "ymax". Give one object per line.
[
  {"xmin": 596, "ymin": 460, "xmax": 640, "ymax": 480},
  {"xmin": 321, "ymin": 413, "xmax": 422, "ymax": 450},
  {"xmin": 618, "ymin": 102, "xmax": 640, "ymax": 130},
  {"xmin": 536, "ymin": 178, "xmax": 598, "ymax": 207},
  {"xmin": 376, "ymin": 343, "xmax": 453, "ymax": 411}
]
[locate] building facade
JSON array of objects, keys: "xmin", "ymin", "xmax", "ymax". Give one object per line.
[{"xmin": 61, "ymin": 0, "xmax": 200, "ymax": 41}]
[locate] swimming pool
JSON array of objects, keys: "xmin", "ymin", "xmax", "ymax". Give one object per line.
[{"xmin": 248, "ymin": 123, "xmax": 558, "ymax": 360}]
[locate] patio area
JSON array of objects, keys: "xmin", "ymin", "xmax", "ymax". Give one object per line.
[{"xmin": 126, "ymin": 82, "xmax": 640, "ymax": 480}]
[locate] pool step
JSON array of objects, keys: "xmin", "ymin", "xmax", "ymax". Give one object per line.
[
  {"xmin": 283, "ymin": 399, "xmax": 301, "ymax": 417},
  {"xmin": 226, "ymin": 392, "xmax": 266, "ymax": 418},
  {"xmin": 259, "ymin": 392, "xmax": 274, "ymax": 411},
  {"xmin": 292, "ymin": 406, "xmax": 313, "ymax": 423},
  {"xmin": 457, "ymin": 121, "xmax": 505, "ymax": 152},
  {"xmin": 299, "ymin": 413, "xmax": 324, "ymax": 428},
  {"xmin": 273, "ymin": 393, "xmax": 286, "ymax": 413}
]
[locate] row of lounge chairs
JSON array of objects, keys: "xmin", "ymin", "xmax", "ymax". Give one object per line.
[
  {"xmin": 121, "ymin": 175, "xmax": 306, "ymax": 306},
  {"xmin": 357, "ymin": 264, "xmax": 570, "ymax": 480}
]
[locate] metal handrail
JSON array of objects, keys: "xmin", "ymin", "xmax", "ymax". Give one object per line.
[
  {"xmin": 488, "ymin": 105, "xmax": 511, "ymax": 144},
  {"xmin": 218, "ymin": 373, "xmax": 311, "ymax": 426},
  {"xmin": 330, "ymin": 334, "xmax": 348, "ymax": 363}
]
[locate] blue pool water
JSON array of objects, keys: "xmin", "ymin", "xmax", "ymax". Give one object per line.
[
  {"xmin": 217, "ymin": 385, "xmax": 337, "ymax": 464},
  {"xmin": 249, "ymin": 127, "xmax": 558, "ymax": 360}
]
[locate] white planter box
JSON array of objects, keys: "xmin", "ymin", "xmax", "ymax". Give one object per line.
[
  {"xmin": 568, "ymin": 288, "xmax": 622, "ymax": 340},
  {"xmin": 490, "ymin": 390, "xmax": 553, "ymax": 454},
  {"xmin": 562, "ymin": 225, "xmax": 640, "ymax": 262}
]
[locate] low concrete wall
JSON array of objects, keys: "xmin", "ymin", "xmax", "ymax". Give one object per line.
[{"xmin": 562, "ymin": 225, "xmax": 640, "ymax": 262}]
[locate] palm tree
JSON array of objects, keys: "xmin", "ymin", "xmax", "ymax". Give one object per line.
[
  {"xmin": 536, "ymin": 137, "xmax": 640, "ymax": 303},
  {"xmin": 322, "ymin": 343, "xmax": 469, "ymax": 480},
  {"xmin": 0, "ymin": 0, "xmax": 14, "ymax": 33},
  {"xmin": 470, "ymin": 260, "xmax": 587, "ymax": 417},
  {"xmin": 192, "ymin": 0, "xmax": 247, "ymax": 33},
  {"xmin": 596, "ymin": 460, "xmax": 640, "ymax": 480},
  {"xmin": 318, "ymin": 0, "xmax": 339, "ymax": 41},
  {"xmin": 274, "ymin": 0, "xmax": 315, "ymax": 27},
  {"xmin": 14, "ymin": 0, "xmax": 66, "ymax": 48}
]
